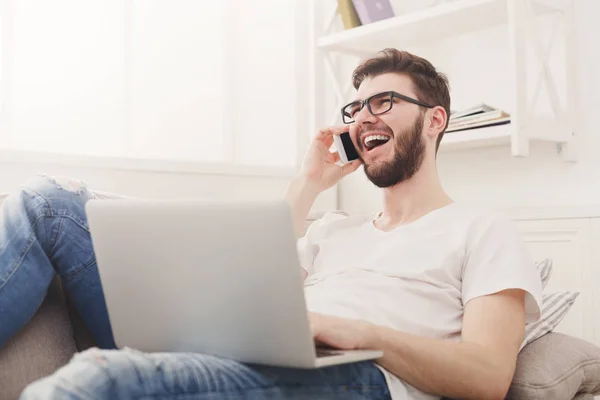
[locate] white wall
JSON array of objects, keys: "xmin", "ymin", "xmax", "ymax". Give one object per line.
[
  {"xmin": 339, "ymin": 0, "xmax": 600, "ymax": 214},
  {"xmin": 0, "ymin": 0, "xmax": 298, "ymax": 166},
  {"xmin": 0, "ymin": 0, "xmax": 338, "ymax": 211}
]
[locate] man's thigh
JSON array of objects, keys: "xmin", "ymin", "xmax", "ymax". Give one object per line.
[{"xmin": 22, "ymin": 347, "xmax": 391, "ymax": 399}]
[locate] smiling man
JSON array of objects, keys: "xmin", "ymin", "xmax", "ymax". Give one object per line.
[{"xmin": 4, "ymin": 48, "xmax": 542, "ymax": 400}]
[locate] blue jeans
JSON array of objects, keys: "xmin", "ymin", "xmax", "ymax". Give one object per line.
[
  {"xmin": 21, "ymin": 348, "xmax": 390, "ymax": 399},
  {"xmin": 0, "ymin": 174, "xmax": 115, "ymax": 348},
  {"xmin": 2, "ymin": 175, "xmax": 391, "ymax": 400}
]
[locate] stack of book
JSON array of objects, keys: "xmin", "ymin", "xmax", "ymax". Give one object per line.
[
  {"xmin": 337, "ymin": 0, "xmax": 395, "ymax": 30},
  {"xmin": 447, "ymin": 103, "xmax": 511, "ymax": 133},
  {"xmin": 337, "ymin": 0, "xmax": 362, "ymax": 29}
]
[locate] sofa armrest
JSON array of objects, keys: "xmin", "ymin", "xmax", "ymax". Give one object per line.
[{"xmin": 507, "ymin": 332, "xmax": 600, "ymax": 399}]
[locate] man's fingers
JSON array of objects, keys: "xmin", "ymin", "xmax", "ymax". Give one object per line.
[
  {"xmin": 342, "ymin": 159, "xmax": 362, "ymax": 176},
  {"xmin": 320, "ymin": 134, "xmax": 335, "ymax": 149},
  {"xmin": 316, "ymin": 125, "xmax": 352, "ymax": 139},
  {"xmin": 331, "ymin": 152, "xmax": 341, "ymax": 163},
  {"xmin": 315, "ymin": 126, "xmax": 353, "ymax": 152},
  {"xmin": 316, "ymin": 127, "xmax": 330, "ymax": 139}
]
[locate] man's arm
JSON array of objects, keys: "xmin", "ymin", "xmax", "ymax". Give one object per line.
[
  {"xmin": 285, "ymin": 125, "xmax": 361, "ymax": 238},
  {"xmin": 284, "ymin": 125, "xmax": 362, "ymax": 278},
  {"xmin": 374, "ymin": 289, "xmax": 524, "ymax": 400},
  {"xmin": 311, "ymin": 288, "xmax": 526, "ymax": 400},
  {"xmin": 284, "ymin": 175, "xmax": 320, "ymax": 239},
  {"xmin": 285, "ymin": 176, "xmax": 319, "ymax": 280}
]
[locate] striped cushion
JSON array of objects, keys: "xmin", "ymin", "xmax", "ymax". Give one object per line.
[
  {"xmin": 536, "ymin": 258, "xmax": 553, "ymax": 289},
  {"xmin": 520, "ymin": 259, "xmax": 579, "ymax": 350}
]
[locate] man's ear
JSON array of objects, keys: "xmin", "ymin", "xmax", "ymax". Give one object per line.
[{"xmin": 426, "ymin": 106, "xmax": 447, "ymax": 140}]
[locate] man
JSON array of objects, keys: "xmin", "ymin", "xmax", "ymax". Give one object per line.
[{"xmin": 1, "ymin": 48, "xmax": 542, "ymax": 400}]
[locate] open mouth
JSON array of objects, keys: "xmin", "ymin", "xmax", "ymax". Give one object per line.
[{"xmin": 362, "ymin": 134, "xmax": 391, "ymax": 152}]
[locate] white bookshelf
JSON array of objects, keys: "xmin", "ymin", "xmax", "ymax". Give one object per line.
[
  {"xmin": 309, "ymin": 0, "xmax": 577, "ymax": 161},
  {"xmin": 317, "ymin": 0, "xmax": 556, "ymax": 54}
]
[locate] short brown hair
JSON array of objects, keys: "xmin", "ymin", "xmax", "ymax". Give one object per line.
[{"xmin": 352, "ymin": 48, "xmax": 451, "ymax": 152}]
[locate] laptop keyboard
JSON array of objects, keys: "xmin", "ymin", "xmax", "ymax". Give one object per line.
[{"xmin": 315, "ymin": 348, "xmax": 344, "ymax": 358}]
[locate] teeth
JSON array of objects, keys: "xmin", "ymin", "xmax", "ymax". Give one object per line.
[{"xmin": 364, "ymin": 135, "xmax": 390, "ymax": 145}]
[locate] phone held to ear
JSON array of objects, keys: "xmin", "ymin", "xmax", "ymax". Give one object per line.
[{"xmin": 333, "ymin": 132, "xmax": 359, "ymax": 164}]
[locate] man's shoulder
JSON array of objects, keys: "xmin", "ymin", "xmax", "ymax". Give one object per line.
[
  {"xmin": 447, "ymin": 203, "xmax": 513, "ymax": 227},
  {"xmin": 448, "ymin": 203, "xmax": 524, "ymax": 248}
]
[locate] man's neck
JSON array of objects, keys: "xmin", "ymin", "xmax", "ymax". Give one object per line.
[{"xmin": 375, "ymin": 161, "xmax": 453, "ymax": 231}]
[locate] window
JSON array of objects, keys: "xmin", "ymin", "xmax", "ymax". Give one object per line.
[{"xmin": 0, "ymin": 0, "xmax": 298, "ymax": 171}]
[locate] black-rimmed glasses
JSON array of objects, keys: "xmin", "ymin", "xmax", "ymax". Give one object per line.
[{"xmin": 341, "ymin": 91, "xmax": 434, "ymax": 124}]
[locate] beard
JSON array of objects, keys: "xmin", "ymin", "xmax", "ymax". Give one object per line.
[{"xmin": 360, "ymin": 115, "xmax": 426, "ymax": 188}]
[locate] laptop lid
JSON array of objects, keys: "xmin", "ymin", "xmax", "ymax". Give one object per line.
[{"xmin": 86, "ymin": 199, "xmax": 318, "ymax": 367}]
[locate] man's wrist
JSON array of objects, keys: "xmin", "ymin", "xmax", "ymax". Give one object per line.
[
  {"xmin": 362, "ymin": 323, "xmax": 387, "ymax": 351},
  {"xmin": 286, "ymin": 174, "xmax": 321, "ymax": 205}
]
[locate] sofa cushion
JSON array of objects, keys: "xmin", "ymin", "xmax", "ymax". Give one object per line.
[
  {"xmin": 507, "ymin": 332, "xmax": 600, "ymax": 399},
  {"xmin": 0, "ymin": 278, "xmax": 77, "ymax": 400},
  {"xmin": 521, "ymin": 259, "xmax": 579, "ymax": 350},
  {"xmin": 536, "ymin": 258, "xmax": 552, "ymax": 289}
]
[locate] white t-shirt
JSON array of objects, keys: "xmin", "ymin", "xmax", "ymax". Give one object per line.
[{"xmin": 297, "ymin": 203, "xmax": 543, "ymax": 400}]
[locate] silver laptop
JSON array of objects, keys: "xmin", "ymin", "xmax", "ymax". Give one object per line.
[{"xmin": 85, "ymin": 199, "xmax": 383, "ymax": 368}]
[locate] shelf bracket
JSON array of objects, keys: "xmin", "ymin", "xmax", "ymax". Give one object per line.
[
  {"xmin": 508, "ymin": 0, "xmax": 575, "ymax": 161},
  {"xmin": 527, "ymin": 0, "xmax": 577, "ymax": 161},
  {"xmin": 560, "ymin": 0, "xmax": 577, "ymax": 162},
  {"xmin": 526, "ymin": 1, "xmax": 563, "ymax": 120}
]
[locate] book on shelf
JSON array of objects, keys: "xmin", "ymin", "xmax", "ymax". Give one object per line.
[
  {"xmin": 447, "ymin": 104, "xmax": 510, "ymax": 133},
  {"xmin": 337, "ymin": 0, "xmax": 362, "ymax": 30},
  {"xmin": 352, "ymin": 0, "xmax": 395, "ymax": 25},
  {"xmin": 449, "ymin": 103, "xmax": 497, "ymax": 120},
  {"xmin": 446, "ymin": 117, "xmax": 511, "ymax": 133}
]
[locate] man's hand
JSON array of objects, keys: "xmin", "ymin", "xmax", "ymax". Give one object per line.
[
  {"xmin": 309, "ymin": 312, "xmax": 377, "ymax": 350},
  {"xmin": 299, "ymin": 125, "xmax": 362, "ymax": 193},
  {"xmin": 285, "ymin": 125, "xmax": 362, "ymax": 238}
]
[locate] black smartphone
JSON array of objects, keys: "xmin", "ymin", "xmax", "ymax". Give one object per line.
[{"xmin": 333, "ymin": 131, "xmax": 359, "ymax": 164}]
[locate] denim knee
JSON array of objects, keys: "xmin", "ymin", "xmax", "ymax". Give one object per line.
[
  {"xmin": 20, "ymin": 348, "xmax": 119, "ymax": 399},
  {"xmin": 23, "ymin": 174, "xmax": 92, "ymax": 200},
  {"xmin": 13, "ymin": 174, "xmax": 96, "ymax": 225}
]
